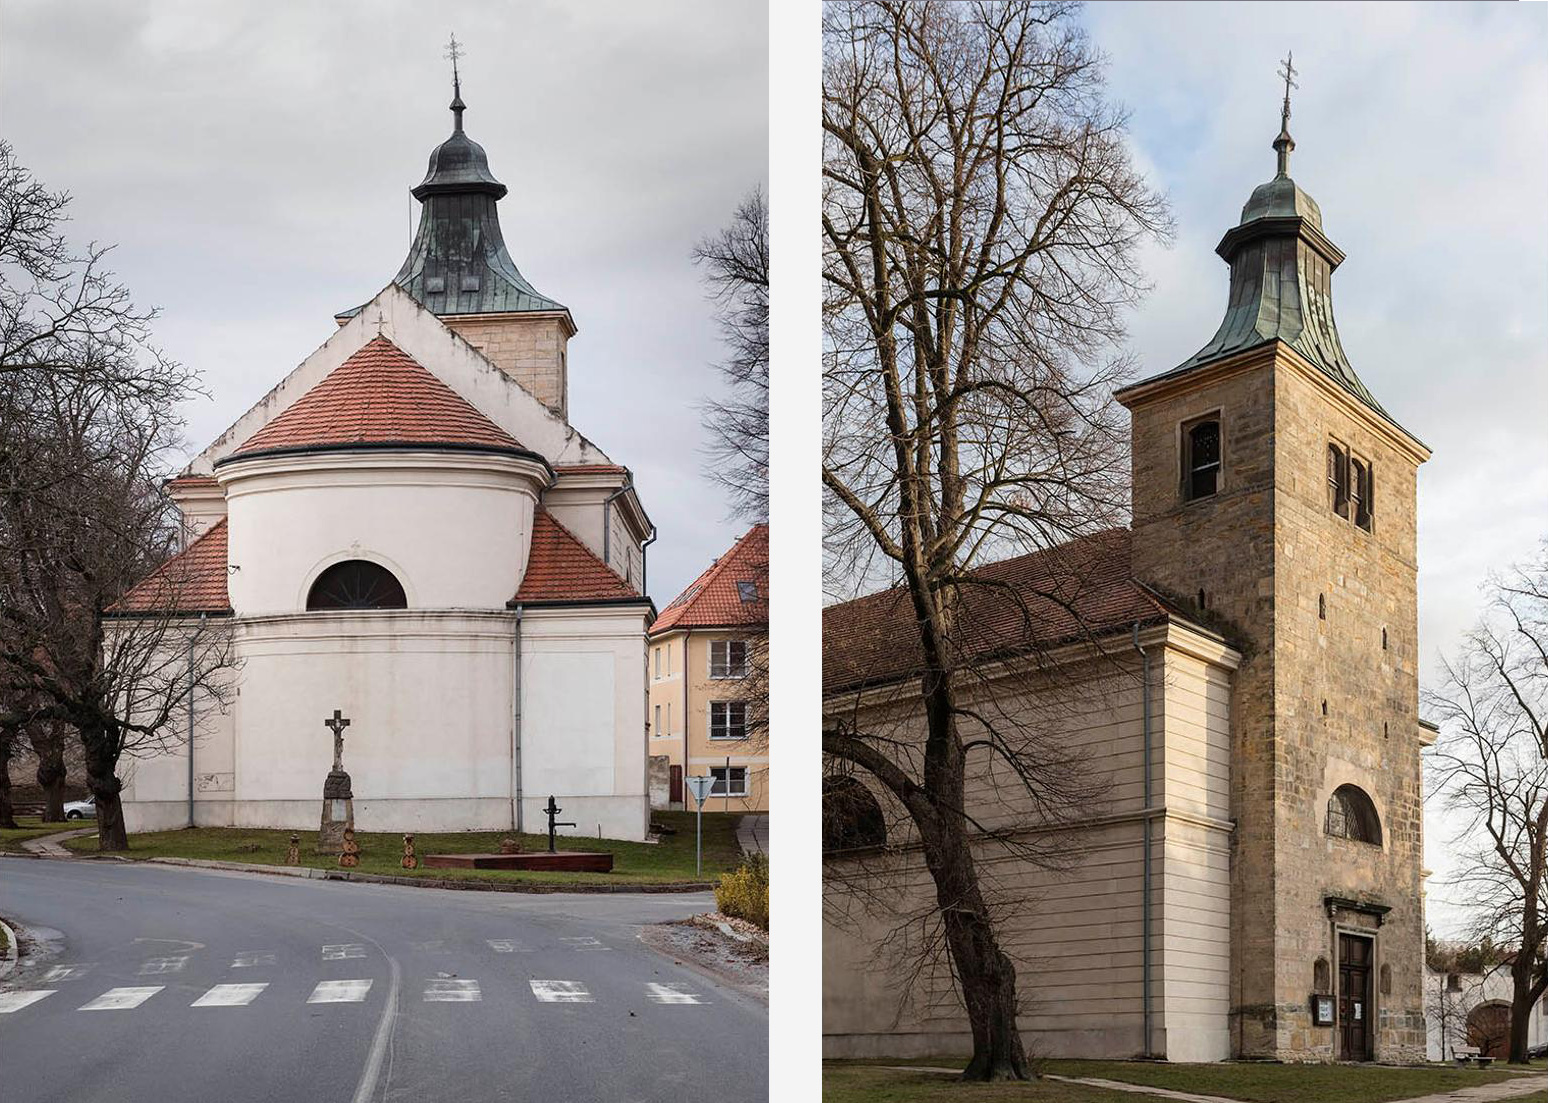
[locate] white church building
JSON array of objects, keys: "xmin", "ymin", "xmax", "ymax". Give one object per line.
[{"xmin": 112, "ymin": 78, "xmax": 657, "ymax": 841}]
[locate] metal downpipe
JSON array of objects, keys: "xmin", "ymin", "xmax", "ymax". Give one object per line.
[
  {"xmin": 513, "ymin": 604, "xmax": 524, "ymax": 833},
  {"xmin": 1133, "ymin": 621, "xmax": 1154, "ymax": 1059}
]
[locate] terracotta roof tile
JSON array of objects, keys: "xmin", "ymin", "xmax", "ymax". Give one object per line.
[
  {"xmin": 228, "ymin": 336, "xmax": 528, "ymax": 460},
  {"xmin": 823, "ymin": 529, "xmax": 1185, "ymax": 695},
  {"xmin": 109, "ymin": 519, "xmax": 232, "ymax": 615},
  {"xmin": 513, "ymin": 510, "xmax": 642, "ymax": 604},
  {"xmin": 650, "ymin": 524, "xmax": 768, "ymax": 635},
  {"xmin": 554, "ymin": 463, "xmax": 629, "ymax": 476},
  {"xmin": 165, "ymin": 474, "xmax": 219, "ymax": 491}
]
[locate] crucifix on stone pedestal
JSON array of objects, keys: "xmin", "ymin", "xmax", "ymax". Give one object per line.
[{"xmin": 317, "ymin": 709, "xmax": 356, "ymax": 856}]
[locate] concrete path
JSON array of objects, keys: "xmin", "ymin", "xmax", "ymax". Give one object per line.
[
  {"xmin": 1383, "ymin": 1073, "xmax": 1548, "ymax": 1103},
  {"xmin": 736, "ymin": 813, "xmax": 767, "ymax": 856},
  {"xmin": 19, "ymin": 827, "xmax": 95, "ymax": 857}
]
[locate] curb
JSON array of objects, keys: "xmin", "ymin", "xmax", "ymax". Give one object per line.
[
  {"xmin": 0, "ymin": 916, "xmax": 18, "ymax": 981},
  {"xmin": 56, "ymin": 853, "xmax": 716, "ymax": 895}
]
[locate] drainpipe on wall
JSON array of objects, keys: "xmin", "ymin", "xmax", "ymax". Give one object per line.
[
  {"xmin": 682, "ymin": 629, "xmax": 691, "ymax": 809},
  {"xmin": 512, "ymin": 604, "xmax": 524, "ymax": 833},
  {"xmin": 640, "ymin": 524, "xmax": 657, "ymax": 595},
  {"xmin": 187, "ymin": 612, "xmax": 205, "ymax": 829},
  {"xmin": 601, "ymin": 480, "xmax": 632, "ymax": 574},
  {"xmin": 1132, "ymin": 621, "xmax": 1154, "ymax": 1059}
]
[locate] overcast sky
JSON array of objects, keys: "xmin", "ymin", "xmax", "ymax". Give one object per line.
[
  {"xmin": 0, "ymin": 0, "xmax": 768, "ymax": 604},
  {"xmin": 1083, "ymin": 1, "xmax": 1548, "ymax": 936}
]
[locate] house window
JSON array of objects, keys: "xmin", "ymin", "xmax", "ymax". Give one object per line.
[
  {"xmin": 737, "ymin": 580, "xmax": 759, "ymax": 603},
  {"xmin": 306, "ymin": 560, "xmax": 407, "ymax": 610},
  {"xmin": 654, "ymin": 647, "xmax": 661, "ymax": 678},
  {"xmin": 1183, "ymin": 418, "xmax": 1221, "ymax": 500},
  {"xmin": 1328, "ymin": 443, "xmax": 1348, "ymax": 516},
  {"xmin": 1353, "ymin": 459, "xmax": 1373, "ymax": 531},
  {"xmin": 709, "ymin": 700, "xmax": 747, "ymax": 740},
  {"xmin": 1326, "ymin": 784, "xmax": 1382, "ymax": 845},
  {"xmin": 709, "ymin": 640, "xmax": 749, "ymax": 678},
  {"xmin": 666, "ymin": 701, "xmax": 671, "ymax": 735},
  {"xmin": 653, "ymin": 704, "xmax": 661, "ymax": 735},
  {"xmin": 710, "ymin": 766, "xmax": 747, "ymax": 797}
]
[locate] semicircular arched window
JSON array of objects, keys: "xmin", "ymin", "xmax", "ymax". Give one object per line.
[
  {"xmin": 1325, "ymin": 784, "xmax": 1382, "ymax": 845},
  {"xmin": 823, "ymin": 776, "xmax": 886, "ymax": 853},
  {"xmin": 306, "ymin": 560, "xmax": 407, "ymax": 611}
]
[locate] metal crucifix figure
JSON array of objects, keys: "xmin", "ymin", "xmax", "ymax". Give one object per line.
[{"xmin": 324, "ymin": 710, "xmax": 350, "ymax": 772}]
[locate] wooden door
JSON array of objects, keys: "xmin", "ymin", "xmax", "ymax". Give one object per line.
[
  {"xmin": 1338, "ymin": 934, "xmax": 1373, "ymax": 1060},
  {"xmin": 670, "ymin": 765, "xmax": 683, "ymax": 805}
]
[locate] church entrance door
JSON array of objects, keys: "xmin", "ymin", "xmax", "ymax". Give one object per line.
[{"xmin": 1338, "ymin": 933, "xmax": 1373, "ymax": 1061}]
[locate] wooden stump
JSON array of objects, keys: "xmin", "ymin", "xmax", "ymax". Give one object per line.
[{"xmin": 338, "ymin": 827, "xmax": 360, "ymax": 869}]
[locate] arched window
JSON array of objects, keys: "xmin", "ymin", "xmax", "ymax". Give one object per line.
[
  {"xmin": 1184, "ymin": 418, "xmax": 1221, "ymax": 500},
  {"xmin": 306, "ymin": 560, "xmax": 407, "ymax": 610},
  {"xmin": 1326, "ymin": 784, "xmax": 1382, "ymax": 845},
  {"xmin": 1327, "ymin": 443, "xmax": 1347, "ymax": 515},
  {"xmin": 823, "ymin": 776, "xmax": 886, "ymax": 853}
]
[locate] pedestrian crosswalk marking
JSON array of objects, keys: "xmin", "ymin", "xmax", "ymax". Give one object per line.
[
  {"xmin": 530, "ymin": 979, "xmax": 592, "ymax": 1003},
  {"xmin": 80, "ymin": 986, "xmax": 163, "ymax": 1011},
  {"xmin": 43, "ymin": 964, "xmax": 92, "ymax": 982},
  {"xmin": 138, "ymin": 956, "xmax": 188, "ymax": 975},
  {"xmin": 424, "ymin": 978, "xmax": 481, "ymax": 1002},
  {"xmin": 645, "ymin": 983, "xmax": 704, "ymax": 1005},
  {"xmin": 0, "ymin": 990, "xmax": 55, "ymax": 1014},
  {"xmin": 485, "ymin": 939, "xmax": 526, "ymax": 953},
  {"xmin": 308, "ymin": 979, "xmax": 373, "ymax": 1004},
  {"xmin": 231, "ymin": 952, "xmax": 276, "ymax": 968},
  {"xmin": 191, "ymin": 983, "xmax": 268, "ymax": 1007},
  {"xmin": 322, "ymin": 944, "xmax": 366, "ymax": 961},
  {"xmin": 560, "ymin": 936, "xmax": 610, "ymax": 951}
]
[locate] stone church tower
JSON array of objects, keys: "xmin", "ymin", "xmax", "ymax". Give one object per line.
[
  {"xmin": 1116, "ymin": 94, "xmax": 1431, "ymax": 1061},
  {"xmin": 337, "ymin": 70, "xmax": 574, "ymax": 419}
]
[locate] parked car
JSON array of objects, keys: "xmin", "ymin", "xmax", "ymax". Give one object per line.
[
  {"xmin": 1527, "ymin": 1040, "xmax": 1547, "ymax": 1061},
  {"xmin": 63, "ymin": 796, "xmax": 96, "ymax": 820}
]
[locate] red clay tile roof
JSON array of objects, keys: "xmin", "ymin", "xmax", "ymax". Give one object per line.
[
  {"xmin": 650, "ymin": 523, "xmax": 768, "ymax": 635},
  {"xmin": 165, "ymin": 474, "xmax": 219, "ymax": 491},
  {"xmin": 554, "ymin": 463, "xmax": 629, "ymax": 476},
  {"xmin": 513, "ymin": 510, "xmax": 643, "ymax": 604},
  {"xmin": 108, "ymin": 519, "xmax": 232, "ymax": 615},
  {"xmin": 226, "ymin": 336, "xmax": 529, "ymax": 461},
  {"xmin": 823, "ymin": 529, "xmax": 1189, "ymax": 695}
]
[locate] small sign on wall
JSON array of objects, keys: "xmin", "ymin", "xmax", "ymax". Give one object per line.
[
  {"xmin": 1311, "ymin": 995, "xmax": 1335, "ymax": 1026},
  {"xmin": 195, "ymin": 772, "xmax": 234, "ymax": 793}
]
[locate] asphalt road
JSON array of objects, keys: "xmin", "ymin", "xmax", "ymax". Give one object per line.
[{"xmin": 0, "ymin": 857, "xmax": 767, "ymax": 1103}]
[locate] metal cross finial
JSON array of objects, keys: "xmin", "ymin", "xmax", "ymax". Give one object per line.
[
  {"xmin": 444, "ymin": 33, "xmax": 467, "ymax": 132},
  {"xmin": 324, "ymin": 709, "xmax": 350, "ymax": 772},
  {"xmin": 445, "ymin": 33, "xmax": 464, "ymax": 88},
  {"xmin": 1278, "ymin": 51, "xmax": 1298, "ymax": 129}
]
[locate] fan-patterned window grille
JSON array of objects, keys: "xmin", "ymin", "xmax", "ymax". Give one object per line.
[{"xmin": 306, "ymin": 560, "xmax": 407, "ymax": 610}]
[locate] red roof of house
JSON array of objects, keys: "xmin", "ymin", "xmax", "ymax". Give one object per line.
[
  {"xmin": 554, "ymin": 463, "xmax": 629, "ymax": 476},
  {"xmin": 226, "ymin": 336, "xmax": 529, "ymax": 461},
  {"xmin": 108, "ymin": 519, "xmax": 232, "ymax": 615},
  {"xmin": 650, "ymin": 523, "xmax": 768, "ymax": 635},
  {"xmin": 823, "ymin": 529, "xmax": 1192, "ymax": 695},
  {"xmin": 165, "ymin": 474, "xmax": 219, "ymax": 491},
  {"xmin": 513, "ymin": 510, "xmax": 643, "ymax": 604}
]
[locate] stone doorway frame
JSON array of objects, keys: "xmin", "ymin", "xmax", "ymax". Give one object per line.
[{"xmin": 1334, "ymin": 926, "xmax": 1377, "ymax": 1061}]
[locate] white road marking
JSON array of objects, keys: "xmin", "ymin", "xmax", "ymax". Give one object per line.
[
  {"xmin": 231, "ymin": 952, "xmax": 276, "ymax": 968},
  {"xmin": 485, "ymin": 939, "xmax": 526, "ymax": 953},
  {"xmin": 308, "ymin": 979, "xmax": 374, "ymax": 1004},
  {"xmin": 645, "ymin": 983, "xmax": 705, "ymax": 1005},
  {"xmin": 349, "ymin": 952, "xmax": 400, "ymax": 1103},
  {"xmin": 0, "ymin": 991, "xmax": 55, "ymax": 1014},
  {"xmin": 559, "ymin": 936, "xmax": 610, "ymax": 951},
  {"xmin": 43, "ymin": 964, "xmax": 92, "ymax": 982},
  {"xmin": 529, "ymin": 979, "xmax": 592, "ymax": 1003},
  {"xmin": 191, "ymin": 983, "xmax": 268, "ymax": 1007},
  {"xmin": 80, "ymin": 986, "xmax": 163, "ymax": 1011},
  {"xmin": 410, "ymin": 939, "xmax": 446, "ymax": 953},
  {"xmin": 138, "ymin": 955, "xmax": 188, "ymax": 975},
  {"xmin": 323, "ymin": 943, "xmax": 366, "ymax": 961},
  {"xmin": 423, "ymin": 978, "xmax": 481, "ymax": 1002}
]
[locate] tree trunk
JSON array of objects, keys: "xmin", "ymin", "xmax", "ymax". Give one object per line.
[
  {"xmin": 0, "ymin": 726, "xmax": 18, "ymax": 829},
  {"xmin": 1508, "ymin": 959, "xmax": 1543, "ymax": 1064},
  {"xmin": 34, "ymin": 727, "xmax": 67, "ymax": 822},
  {"xmin": 81, "ymin": 731, "xmax": 128, "ymax": 850}
]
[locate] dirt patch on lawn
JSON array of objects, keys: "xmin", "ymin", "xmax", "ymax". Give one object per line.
[{"xmin": 639, "ymin": 912, "xmax": 768, "ymax": 1003}]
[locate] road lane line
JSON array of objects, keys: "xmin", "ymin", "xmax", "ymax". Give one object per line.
[
  {"xmin": 80, "ymin": 986, "xmax": 163, "ymax": 1011},
  {"xmin": 645, "ymin": 983, "xmax": 705, "ymax": 1005},
  {"xmin": 349, "ymin": 952, "xmax": 399, "ymax": 1103},
  {"xmin": 323, "ymin": 943, "xmax": 366, "ymax": 960},
  {"xmin": 485, "ymin": 939, "xmax": 526, "ymax": 953},
  {"xmin": 529, "ymin": 980, "xmax": 592, "ymax": 1003},
  {"xmin": 559, "ymin": 936, "xmax": 610, "ymax": 951},
  {"xmin": 231, "ymin": 952, "xmax": 276, "ymax": 968},
  {"xmin": 308, "ymin": 979, "xmax": 373, "ymax": 1004},
  {"xmin": 43, "ymin": 964, "xmax": 92, "ymax": 982},
  {"xmin": 0, "ymin": 990, "xmax": 55, "ymax": 1013},
  {"xmin": 138, "ymin": 955, "xmax": 188, "ymax": 975},
  {"xmin": 423, "ymin": 979, "xmax": 481, "ymax": 1002},
  {"xmin": 191, "ymin": 983, "xmax": 268, "ymax": 1007}
]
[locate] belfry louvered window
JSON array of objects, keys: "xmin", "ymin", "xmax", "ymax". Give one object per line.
[
  {"xmin": 1328, "ymin": 444, "xmax": 1348, "ymax": 516},
  {"xmin": 1184, "ymin": 418, "xmax": 1221, "ymax": 500},
  {"xmin": 306, "ymin": 560, "xmax": 407, "ymax": 610},
  {"xmin": 1326, "ymin": 784, "xmax": 1382, "ymax": 845}
]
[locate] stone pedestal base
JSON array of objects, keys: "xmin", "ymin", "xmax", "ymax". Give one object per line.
[{"xmin": 318, "ymin": 769, "xmax": 354, "ymax": 855}]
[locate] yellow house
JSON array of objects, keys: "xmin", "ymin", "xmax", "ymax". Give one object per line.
[{"xmin": 648, "ymin": 524, "xmax": 768, "ymax": 813}]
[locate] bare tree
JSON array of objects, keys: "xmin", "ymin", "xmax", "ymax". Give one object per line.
[
  {"xmin": 26, "ymin": 717, "xmax": 70, "ymax": 821},
  {"xmin": 821, "ymin": 1, "xmax": 1169, "ymax": 1080},
  {"xmin": 0, "ymin": 719, "xmax": 18, "ymax": 829},
  {"xmin": 1426, "ymin": 540, "xmax": 1548, "ymax": 1064},
  {"xmin": 694, "ymin": 188, "xmax": 769, "ymax": 522}
]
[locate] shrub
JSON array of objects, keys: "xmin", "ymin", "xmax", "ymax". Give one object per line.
[{"xmin": 714, "ymin": 852, "xmax": 769, "ymax": 930}]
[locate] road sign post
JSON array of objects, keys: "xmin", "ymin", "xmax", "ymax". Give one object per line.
[{"xmin": 685, "ymin": 775, "xmax": 715, "ymax": 877}]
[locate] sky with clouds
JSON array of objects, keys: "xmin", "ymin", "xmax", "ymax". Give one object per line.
[
  {"xmin": 1082, "ymin": 0, "xmax": 1548, "ymax": 936},
  {"xmin": 0, "ymin": 0, "xmax": 768, "ymax": 605}
]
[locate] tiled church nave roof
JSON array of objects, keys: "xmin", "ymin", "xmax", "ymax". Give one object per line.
[
  {"xmin": 513, "ymin": 510, "xmax": 643, "ymax": 605},
  {"xmin": 822, "ymin": 528, "xmax": 1196, "ymax": 696},
  {"xmin": 224, "ymin": 337, "xmax": 532, "ymax": 462},
  {"xmin": 108, "ymin": 519, "xmax": 232, "ymax": 616}
]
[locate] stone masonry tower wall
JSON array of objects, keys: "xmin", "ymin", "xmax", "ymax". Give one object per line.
[{"xmin": 441, "ymin": 312, "xmax": 571, "ymax": 419}]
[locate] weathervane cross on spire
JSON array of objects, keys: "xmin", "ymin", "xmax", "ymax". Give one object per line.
[
  {"xmin": 1278, "ymin": 50, "xmax": 1298, "ymax": 128},
  {"xmin": 444, "ymin": 32, "xmax": 466, "ymax": 132},
  {"xmin": 1273, "ymin": 50, "xmax": 1299, "ymax": 176}
]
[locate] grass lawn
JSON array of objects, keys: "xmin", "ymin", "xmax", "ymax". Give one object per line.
[
  {"xmin": 830, "ymin": 1059, "xmax": 1535, "ymax": 1103},
  {"xmin": 59, "ymin": 810, "xmax": 745, "ymax": 886},
  {"xmin": 0, "ymin": 917, "xmax": 9, "ymax": 955},
  {"xmin": 0, "ymin": 815, "xmax": 75, "ymax": 853},
  {"xmin": 823, "ymin": 1065, "xmax": 1142, "ymax": 1102}
]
